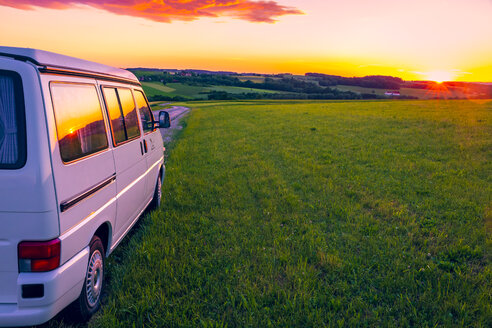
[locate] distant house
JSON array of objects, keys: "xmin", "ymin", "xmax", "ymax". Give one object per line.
[{"xmin": 385, "ymin": 91, "xmax": 400, "ymax": 96}]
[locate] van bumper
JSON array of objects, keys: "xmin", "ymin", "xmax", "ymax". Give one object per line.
[{"xmin": 0, "ymin": 246, "xmax": 89, "ymax": 327}]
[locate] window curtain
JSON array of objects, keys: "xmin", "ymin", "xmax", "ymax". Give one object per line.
[{"xmin": 0, "ymin": 76, "xmax": 18, "ymax": 164}]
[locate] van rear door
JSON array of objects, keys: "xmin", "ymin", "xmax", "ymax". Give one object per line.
[{"xmin": 0, "ymin": 59, "xmax": 58, "ymax": 303}]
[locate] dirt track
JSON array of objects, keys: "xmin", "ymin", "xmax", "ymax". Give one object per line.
[{"xmin": 153, "ymin": 105, "xmax": 190, "ymax": 144}]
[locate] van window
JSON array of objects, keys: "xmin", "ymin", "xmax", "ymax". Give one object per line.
[
  {"xmin": 102, "ymin": 87, "xmax": 141, "ymax": 146},
  {"xmin": 118, "ymin": 88, "xmax": 140, "ymax": 139},
  {"xmin": 0, "ymin": 71, "xmax": 26, "ymax": 169},
  {"xmin": 51, "ymin": 83, "xmax": 108, "ymax": 163},
  {"xmin": 134, "ymin": 90, "xmax": 154, "ymax": 134},
  {"xmin": 103, "ymin": 87, "xmax": 127, "ymax": 144}
]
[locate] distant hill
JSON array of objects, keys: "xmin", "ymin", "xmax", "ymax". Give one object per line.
[
  {"xmin": 128, "ymin": 68, "xmax": 492, "ymax": 100},
  {"xmin": 128, "ymin": 67, "xmax": 237, "ymax": 76}
]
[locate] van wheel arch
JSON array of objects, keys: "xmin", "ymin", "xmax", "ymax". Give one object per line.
[{"xmin": 94, "ymin": 222, "xmax": 111, "ymax": 256}]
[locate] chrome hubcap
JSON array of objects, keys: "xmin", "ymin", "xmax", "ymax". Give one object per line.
[{"xmin": 86, "ymin": 250, "xmax": 103, "ymax": 307}]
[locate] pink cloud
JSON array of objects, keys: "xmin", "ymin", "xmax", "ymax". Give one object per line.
[{"xmin": 0, "ymin": 0, "xmax": 303, "ymax": 23}]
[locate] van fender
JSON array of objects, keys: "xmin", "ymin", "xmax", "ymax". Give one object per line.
[{"xmin": 59, "ymin": 213, "xmax": 115, "ymax": 264}]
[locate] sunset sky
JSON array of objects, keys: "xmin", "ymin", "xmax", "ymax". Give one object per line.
[{"xmin": 0, "ymin": 0, "xmax": 491, "ymax": 82}]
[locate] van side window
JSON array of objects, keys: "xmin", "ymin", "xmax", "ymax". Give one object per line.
[
  {"xmin": 51, "ymin": 83, "xmax": 108, "ymax": 163},
  {"xmin": 134, "ymin": 90, "xmax": 154, "ymax": 134},
  {"xmin": 118, "ymin": 88, "xmax": 140, "ymax": 139},
  {"xmin": 102, "ymin": 88, "xmax": 127, "ymax": 144},
  {"xmin": 102, "ymin": 87, "xmax": 141, "ymax": 146},
  {"xmin": 0, "ymin": 70, "xmax": 26, "ymax": 169}
]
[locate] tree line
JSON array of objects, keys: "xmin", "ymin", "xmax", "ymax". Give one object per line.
[{"xmin": 306, "ymin": 73, "xmax": 403, "ymax": 89}]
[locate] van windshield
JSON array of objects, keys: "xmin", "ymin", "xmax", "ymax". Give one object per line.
[{"xmin": 0, "ymin": 71, "xmax": 26, "ymax": 169}]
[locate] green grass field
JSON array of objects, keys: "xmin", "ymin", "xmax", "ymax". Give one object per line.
[
  {"xmin": 51, "ymin": 100, "xmax": 491, "ymax": 327},
  {"xmin": 142, "ymin": 81, "xmax": 289, "ymax": 99},
  {"xmin": 142, "ymin": 81, "xmax": 176, "ymax": 93},
  {"xmin": 165, "ymin": 83, "xmax": 209, "ymax": 97},
  {"xmin": 142, "ymin": 82, "xmax": 208, "ymax": 99}
]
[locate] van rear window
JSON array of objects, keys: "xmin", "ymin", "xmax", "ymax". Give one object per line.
[
  {"xmin": 50, "ymin": 83, "xmax": 108, "ymax": 163},
  {"xmin": 0, "ymin": 71, "xmax": 26, "ymax": 169}
]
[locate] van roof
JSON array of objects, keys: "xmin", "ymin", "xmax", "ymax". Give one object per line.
[{"xmin": 0, "ymin": 47, "xmax": 139, "ymax": 83}]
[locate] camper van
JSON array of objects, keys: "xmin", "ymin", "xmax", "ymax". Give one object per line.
[{"xmin": 0, "ymin": 47, "xmax": 170, "ymax": 326}]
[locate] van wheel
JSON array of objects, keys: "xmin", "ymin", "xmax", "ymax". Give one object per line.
[
  {"xmin": 150, "ymin": 175, "xmax": 162, "ymax": 210},
  {"xmin": 70, "ymin": 235, "xmax": 105, "ymax": 322}
]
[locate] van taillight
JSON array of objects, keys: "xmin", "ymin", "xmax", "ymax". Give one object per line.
[{"xmin": 18, "ymin": 239, "xmax": 61, "ymax": 272}]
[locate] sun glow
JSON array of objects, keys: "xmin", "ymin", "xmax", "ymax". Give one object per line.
[{"xmin": 422, "ymin": 71, "xmax": 455, "ymax": 83}]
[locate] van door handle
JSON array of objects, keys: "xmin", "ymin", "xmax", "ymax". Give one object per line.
[
  {"xmin": 140, "ymin": 142, "xmax": 144, "ymax": 155},
  {"xmin": 143, "ymin": 139, "xmax": 148, "ymax": 153}
]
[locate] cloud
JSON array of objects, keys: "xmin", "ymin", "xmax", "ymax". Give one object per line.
[{"xmin": 0, "ymin": 0, "xmax": 303, "ymax": 23}]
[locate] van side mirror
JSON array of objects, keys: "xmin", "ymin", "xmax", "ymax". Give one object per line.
[{"xmin": 158, "ymin": 111, "xmax": 171, "ymax": 129}]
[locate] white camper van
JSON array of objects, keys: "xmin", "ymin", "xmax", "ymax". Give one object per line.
[{"xmin": 0, "ymin": 47, "xmax": 171, "ymax": 326}]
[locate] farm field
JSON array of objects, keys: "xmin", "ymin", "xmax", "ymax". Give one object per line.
[
  {"xmin": 236, "ymin": 75, "xmax": 266, "ymax": 83},
  {"xmin": 334, "ymin": 85, "xmax": 477, "ymax": 99},
  {"xmin": 209, "ymin": 85, "xmax": 285, "ymax": 94},
  {"xmin": 142, "ymin": 81, "xmax": 176, "ymax": 93},
  {"xmin": 141, "ymin": 81, "xmax": 176, "ymax": 98},
  {"xmin": 50, "ymin": 100, "xmax": 491, "ymax": 327},
  {"xmin": 142, "ymin": 81, "xmax": 290, "ymax": 100},
  {"xmin": 142, "ymin": 82, "xmax": 208, "ymax": 99}
]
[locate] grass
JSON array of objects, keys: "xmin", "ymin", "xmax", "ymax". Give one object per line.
[
  {"xmin": 165, "ymin": 83, "xmax": 208, "ymax": 98},
  {"xmin": 143, "ymin": 81, "xmax": 291, "ymax": 100},
  {"xmin": 142, "ymin": 82, "xmax": 208, "ymax": 99},
  {"xmin": 150, "ymin": 103, "xmax": 174, "ymax": 112},
  {"xmin": 142, "ymin": 82, "xmax": 176, "ymax": 93},
  {"xmin": 50, "ymin": 99, "xmax": 491, "ymax": 327},
  {"xmin": 142, "ymin": 83, "xmax": 170, "ymax": 98}
]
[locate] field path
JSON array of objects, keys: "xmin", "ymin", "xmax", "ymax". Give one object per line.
[{"xmin": 153, "ymin": 105, "xmax": 190, "ymax": 143}]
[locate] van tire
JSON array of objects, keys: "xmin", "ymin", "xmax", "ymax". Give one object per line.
[
  {"xmin": 150, "ymin": 175, "xmax": 162, "ymax": 210},
  {"xmin": 70, "ymin": 235, "xmax": 105, "ymax": 322}
]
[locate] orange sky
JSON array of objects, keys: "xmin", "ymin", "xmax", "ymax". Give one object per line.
[{"xmin": 0, "ymin": 0, "xmax": 491, "ymax": 82}]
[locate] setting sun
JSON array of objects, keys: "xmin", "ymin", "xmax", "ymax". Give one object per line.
[{"xmin": 422, "ymin": 71, "xmax": 455, "ymax": 83}]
